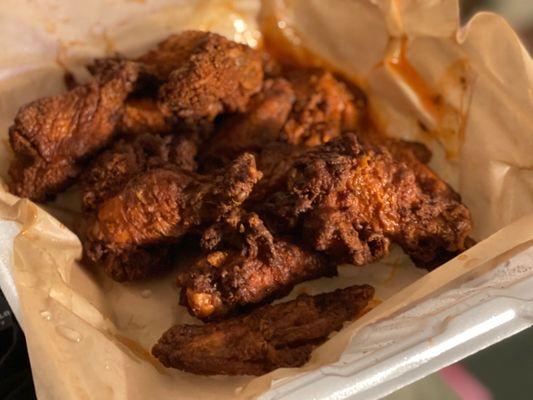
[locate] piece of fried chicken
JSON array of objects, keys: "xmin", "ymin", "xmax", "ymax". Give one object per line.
[
  {"xmin": 259, "ymin": 133, "xmax": 472, "ymax": 268},
  {"xmin": 8, "ymin": 59, "xmax": 140, "ymax": 201},
  {"xmin": 152, "ymin": 284, "xmax": 374, "ymax": 375},
  {"xmin": 157, "ymin": 31, "xmax": 264, "ymax": 123},
  {"xmin": 83, "ymin": 153, "xmax": 262, "ymax": 281},
  {"xmin": 81, "ymin": 132, "xmax": 200, "ymax": 212},
  {"xmin": 178, "ymin": 212, "xmax": 335, "ymax": 320}
]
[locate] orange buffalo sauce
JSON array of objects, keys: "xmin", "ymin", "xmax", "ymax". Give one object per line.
[{"xmin": 386, "ymin": 37, "xmax": 446, "ymax": 123}]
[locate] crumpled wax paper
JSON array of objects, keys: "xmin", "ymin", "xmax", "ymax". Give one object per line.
[{"xmin": 0, "ymin": 0, "xmax": 532, "ymax": 399}]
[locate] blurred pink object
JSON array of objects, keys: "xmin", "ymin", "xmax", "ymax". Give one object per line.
[{"xmin": 439, "ymin": 364, "xmax": 493, "ymax": 400}]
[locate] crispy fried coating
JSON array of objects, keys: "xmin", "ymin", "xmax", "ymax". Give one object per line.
[
  {"xmin": 200, "ymin": 78, "xmax": 295, "ymax": 168},
  {"xmin": 282, "ymin": 69, "xmax": 362, "ymax": 146},
  {"xmin": 8, "ymin": 59, "xmax": 140, "ymax": 201},
  {"xmin": 119, "ymin": 98, "xmax": 172, "ymax": 136},
  {"xmin": 81, "ymin": 133, "xmax": 198, "ymax": 212},
  {"xmin": 178, "ymin": 242, "xmax": 335, "ymax": 320},
  {"xmin": 249, "ymin": 142, "xmax": 306, "ymax": 204},
  {"xmin": 158, "ymin": 31, "xmax": 263, "ymax": 122},
  {"xmin": 84, "ymin": 153, "xmax": 262, "ymax": 280},
  {"xmin": 153, "ymin": 284, "xmax": 374, "ymax": 375},
  {"xmin": 136, "ymin": 31, "xmax": 211, "ymax": 82},
  {"xmin": 260, "ymin": 133, "xmax": 472, "ymax": 268},
  {"xmin": 179, "ymin": 213, "xmax": 335, "ymax": 320}
]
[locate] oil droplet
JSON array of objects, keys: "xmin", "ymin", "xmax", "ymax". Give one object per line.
[
  {"xmin": 55, "ymin": 325, "xmax": 82, "ymax": 343},
  {"xmin": 140, "ymin": 289, "xmax": 152, "ymax": 298},
  {"xmin": 39, "ymin": 310, "xmax": 52, "ymax": 321},
  {"xmin": 104, "ymin": 361, "xmax": 111, "ymax": 371},
  {"xmin": 235, "ymin": 386, "xmax": 243, "ymax": 394}
]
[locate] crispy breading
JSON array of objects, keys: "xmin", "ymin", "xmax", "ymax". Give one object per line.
[
  {"xmin": 153, "ymin": 285, "xmax": 374, "ymax": 375},
  {"xmin": 282, "ymin": 68, "xmax": 362, "ymax": 146},
  {"xmin": 179, "ymin": 213, "xmax": 335, "ymax": 320},
  {"xmin": 119, "ymin": 98, "xmax": 172, "ymax": 136},
  {"xmin": 259, "ymin": 133, "xmax": 472, "ymax": 267},
  {"xmin": 158, "ymin": 31, "xmax": 263, "ymax": 122},
  {"xmin": 84, "ymin": 153, "xmax": 262, "ymax": 281},
  {"xmin": 8, "ymin": 59, "xmax": 140, "ymax": 201}
]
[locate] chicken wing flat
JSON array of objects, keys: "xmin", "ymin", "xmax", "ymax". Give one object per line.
[
  {"xmin": 153, "ymin": 284, "xmax": 374, "ymax": 375},
  {"xmin": 8, "ymin": 59, "xmax": 140, "ymax": 201},
  {"xmin": 81, "ymin": 132, "xmax": 199, "ymax": 212},
  {"xmin": 179, "ymin": 213, "xmax": 335, "ymax": 320},
  {"xmin": 84, "ymin": 153, "xmax": 262, "ymax": 280},
  {"xmin": 260, "ymin": 133, "xmax": 472, "ymax": 268},
  {"xmin": 157, "ymin": 31, "xmax": 263, "ymax": 122}
]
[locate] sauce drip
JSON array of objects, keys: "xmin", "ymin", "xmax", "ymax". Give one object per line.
[{"xmin": 386, "ymin": 37, "xmax": 445, "ymax": 123}]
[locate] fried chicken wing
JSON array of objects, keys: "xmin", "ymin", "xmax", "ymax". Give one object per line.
[
  {"xmin": 260, "ymin": 133, "xmax": 472, "ymax": 268},
  {"xmin": 153, "ymin": 284, "xmax": 374, "ymax": 375},
  {"xmin": 81, "ymin": 132, "xmax": 199, "ymax": 212},
  {"xmin": 178, "ymin": 242, "xmax": 336, "ymax": 321},
  {"xmin": 84, "ymin": 153, "xmax": 262, "ymax": 280},
  {"xmin": 360, "ymin": 132, "xmax": 474, "ymax": 267},
  {"xmin": 8, "ymin": 59, "xmax": 140, "ymax": 201},
  {"xmin": 157, "ymin": 31, "xmax": 263, "ymax": 122},
  {"xmin": 179, "ymin": 213, "xmax": 335, "ymax": 320}
]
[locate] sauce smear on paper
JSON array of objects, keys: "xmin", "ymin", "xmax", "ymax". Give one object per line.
[{"xmin": 386, "ymin": 37, "xmax": 445, "ymax": 123}]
